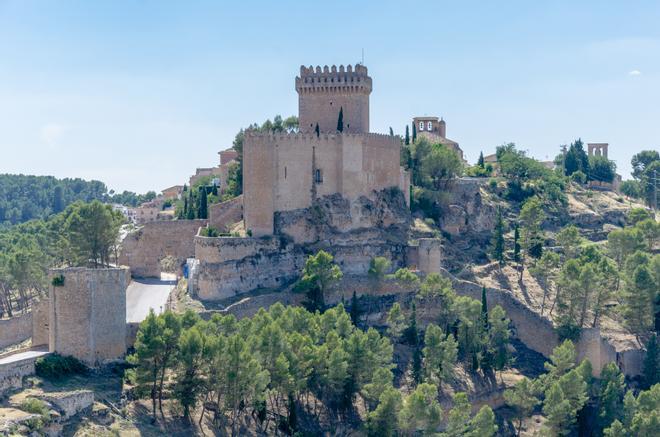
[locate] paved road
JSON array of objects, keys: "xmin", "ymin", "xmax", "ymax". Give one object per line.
[
  {"xmin": 0, "ymin": 347, "xmax": 49, "ymax": 365},
  {"xmin": 126, "ymin": 277, "xmax": 176, "ymax": 323}
]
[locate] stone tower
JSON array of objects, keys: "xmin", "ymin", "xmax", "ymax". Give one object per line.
[
  {"xmin": 588, "ymin": 143, "xmax": 608, "ymax": 158},
  {"xmin": 49, "ymin": 267, "xmax": 127, "ymax": 366},
  {"xmin": 296, "ymin": 64, "xmax": 372, "ymax": 134}
]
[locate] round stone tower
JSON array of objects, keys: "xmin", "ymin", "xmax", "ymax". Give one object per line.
[{"xmin": 295, "ymin": 64, "xmax": 372, "ymax": 134}]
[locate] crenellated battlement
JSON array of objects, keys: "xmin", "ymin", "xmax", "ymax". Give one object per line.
[
  {"xmin": 244, "ymin": 131, "xmax": 400, "ymax": 147},
  {"xmin": 296, "ymin": 64, "xmax": 372, "ymax": 94}
]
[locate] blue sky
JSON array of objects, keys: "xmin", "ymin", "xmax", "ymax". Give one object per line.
[{"xmin": 1, "ymin": 1, "xmax": 658, "ymax": 193}]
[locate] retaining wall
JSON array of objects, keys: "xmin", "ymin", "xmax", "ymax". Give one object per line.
[
  {"xmin": 208, "ymin": 195, "xmax": 243, "ymax": 231},
  {"xmin": 119, "ymin": 219, "xmax": 206, "ymax": 278},
  {"xmin": 0, "ymin": 313, "xmax": 32, "ymax": 350}
]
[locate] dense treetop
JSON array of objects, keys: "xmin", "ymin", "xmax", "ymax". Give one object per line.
[{"xmin": 0, "ymin": 174, "xmax": 155, "ymax": 227}]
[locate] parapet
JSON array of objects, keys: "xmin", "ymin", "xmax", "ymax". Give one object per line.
[
  {"xmin": 243, "ymin": 131, "xmax": 400, "ymax": 148},
  {"xmin": 295, "ymin": 64, "xmax": 372, "ymax": 94}
]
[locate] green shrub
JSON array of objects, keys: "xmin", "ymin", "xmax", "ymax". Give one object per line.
[
  {"xmin": 488, "ymin": 178, "xmax": 498, "ymax": 191},
  {"xmin": 200, "ymin": 227, "xmax": 218, "ymax": 237},
  {"xmin": 570, "ymin": 170, "xmax": 587, "ymax": 185},
  {"xmin": 35, "ymin": 354, "xmax": 87, "ymax": 380},
  {"xmin": 51, "ymin": 274, "xmax": 65, "ymax": 287},
  {"xmin": 20, "ymin": 398, "xmax": 49, "ymax": 416}
]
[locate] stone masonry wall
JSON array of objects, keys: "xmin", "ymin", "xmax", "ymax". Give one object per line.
[
  {"xmin": 31, "ymin": 299, "xmax": 49, "ymax": 347},
  {"xmin": 49, "ymin": 267, "xmax": 127, "ymax": 366},
  {"xmin": 0, "ymin": 353, "xmax": 40, "ymax": 395},
  {"xmin": 119, "ymin": 219, "xmax": 206, "ymax": 277},
  {"xmin": 208, "ymin": 195, "xmax": 243, "ymax": 231},
  {"xmin": 0, "ymin": 313, "xmax": 32, "ymax": 350}
]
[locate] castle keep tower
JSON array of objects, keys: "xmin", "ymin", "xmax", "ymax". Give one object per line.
[{"xmin": 296, "ymin": 64, "xmax": 372, "ymax": 134}]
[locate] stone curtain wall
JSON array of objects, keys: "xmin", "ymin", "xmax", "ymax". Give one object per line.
[
  {"xmin": 119, "ymin": 219, "xmax": 206, "ymax": 277},
  {"xmin": 31, "ymin": 299, "xmax": 50, "ymax": 347},
  {"xmin": 208, "ymin": 195, "xmax": 243, "ymax": 231},
  {"xmin": 49, "ymin": 267, "xmax": 127, "ymax": 366},
  {"xmin": 0, "ymin": 313, "xmax": 32, "ymax": 350}
]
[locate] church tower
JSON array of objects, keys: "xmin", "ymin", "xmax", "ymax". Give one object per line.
[{"xmin": 295, "ymin": 64, "xmax": 372, "ymax": 134}]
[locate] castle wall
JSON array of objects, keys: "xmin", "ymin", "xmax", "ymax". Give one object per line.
[
  {"xmin": 0, "ymin": 352, "xmax": 43, "ymax": 395},
  {"xmin": 118, "ymin": 219, "xmax": 206, "ymax": 277},
  {"xmin": 243, "ymin": 135, "xmax": 276, "ymax": 236},
  {"xmin": 0, "ymin": 313, "xmax": 32, "ymax": 350},
  {"xmin": 49, "ymin": 268, "xmax": 127, "ymax": 366},
  {"xmin": 208, "ymin": 195, "xmax": 243, "ymax": 231},
  {"xmin": 31, "ymin": 299, "xmax": 50, "ymax": 348},
  {"xmin": 243, "ymin": 133, "xmax": 406, "ymax": 236}
]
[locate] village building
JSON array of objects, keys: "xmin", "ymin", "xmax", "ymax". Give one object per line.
[{"xmin": 413, "ymin": 116, "xmax": 465, "ymax": 162}]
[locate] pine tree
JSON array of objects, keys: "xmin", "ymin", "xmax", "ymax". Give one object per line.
[
  {"xmin": 404, "ymin": 125, "xmax": 410, "ymax": 145},
  {"xmin": 198, "ymin": 187, "xmax": 208, "ymax": 219},
  {"xmin": 337, "ymin": 106, "xmax": 344, "ymax": 132},
  {"xmin": 412, "ymin": 123, "xmax": 417, "ymax": 143},
  {"xmin": 478, "ymin": 151, "xmax": 485, "ymax": 168},
  {"xmin": 386, "ymin": 303, "xmax": 406, "ymax": 340},
  {"xmin": 492, "ymin": 208, "xmax": 505, "ymax": 265},
  {"xmin": 504, "ymin": 377, "xmax": 539, "ymax": 437}
]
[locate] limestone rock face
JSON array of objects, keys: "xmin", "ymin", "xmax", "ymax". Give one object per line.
[
  {"xmin": 195, "ymin": 188, "xmax": 413, "ymax": 301},
  {"xmin": 438, "ymin": 179, "xmax": 497, "ymax": 238}
]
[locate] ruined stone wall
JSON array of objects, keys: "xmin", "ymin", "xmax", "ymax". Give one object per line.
[
  {"xmin": 31, "ymin": 299, "xmax": 49, "ymax": 348},
  {"xmin": 417, "ymin": 238, "xmax": 442, "ymax": 274},
  {"xmin": 0, "ymin": 313, "xmax": 32, "ymax": 350},
  {"xmin": 119, "ymin": 219, "xmax": 206, "ymax": 277},
  {"xmin": 208, "ymin": 195, "xmax": 243, "ymax": 231},
  {"xmin": 49, "ymin": 267, "xmax": 127, "ymax": 366},
  {"xmin": 0, "ymin": 352, "xmax": 42, "ymax": 395}
]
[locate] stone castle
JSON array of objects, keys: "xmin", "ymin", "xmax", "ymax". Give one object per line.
[{"xmin": 244, "ymin": 64, "xmax": 410, "ymax": 236}]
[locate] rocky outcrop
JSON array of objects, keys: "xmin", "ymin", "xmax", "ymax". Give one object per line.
[
  {"xmin": 437, "ymin": 178, "xmax": 497, "ymax": 240},
  {"xmin": 194, "ymin": 189, "xmax": 413, "ymax": 301}
]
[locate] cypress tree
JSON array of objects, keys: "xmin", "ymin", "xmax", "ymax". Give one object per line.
[
  {"xmin": 52, "ymin": 185, "xmax": 64, "ymax": 213},
  {"xmin": 478, "ymin": 151, "xmax": 485, "ymax": 168},
  {"xmin": 492, "ymin": 208, "xmax": 505, "ymax": 266},
  {"xmin": 412, "ymin": 123, "xmax": 417, "ymax": 143},
  {"xmin": 389, "ymin": 126, "xmax": 394, "ymax": 136},
  {"xmin": 642, "ymin": 334, "xmax": 659, "ymax": 388},
  {"xmin": 513, "ymin": 223, "xmax": 521, "ymax": 265},
  {"xmin": 186, "ymin": 190, "xmax": 195, "ymax": 219},
  {"xmin": 337, "ymin": 107, "xmax": 344, "ymax": 132},
  {"xmin": 314, "ymin": 123, "xmax": 320, "ymax": 138},
  {"xmin": 350, "ymin": 291, "xmax": 360, "ymax": 326},
  {"xmin": 405, "ymin": 125, "xmax": 410, "ymax": 145},
  {"xmin": 198, "ymin": 187, "xmax": 208, "ymax": 219},
  {"xmin": 481, "ymin": 286, "xmax": 489, "ymax": 332}
]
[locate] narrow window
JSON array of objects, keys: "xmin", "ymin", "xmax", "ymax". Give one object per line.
[
  {"xmin": 284, "ymin": 166, "xmax": 287, "ymax": 179},
  {"xmin": 315, "ymin": 169, "xmax": 323, "ymax": 184},
  {"xmin": 428, "ymin": 121, "xmax": 433, "ymax": 130},
  {"xmin": 419, "ymin": 121, "xmax": 424, "ymax": 131}
]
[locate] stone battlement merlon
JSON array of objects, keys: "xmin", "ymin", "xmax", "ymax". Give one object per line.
[
  {"xmin": 244, "ymin": 131, "xmax": 400, "ymax": 147},
  {"xmin": 296, "ymin": 64, "xmax": 372, "ymax": 93}
]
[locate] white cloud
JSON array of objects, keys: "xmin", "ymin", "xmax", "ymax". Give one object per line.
[
  {"xmin": 628, "ymin": 69, "xmax": 642, "ymax": 76},
  {"xmin": 40, "ymin": 122, "xmax": 68, "ymax": 147}
]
